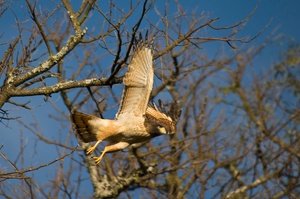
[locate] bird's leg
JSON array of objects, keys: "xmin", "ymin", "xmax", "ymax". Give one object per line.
[
  {"xmin": 93, "ymin": 150, "xmax": 107, "ymax": 164},
  {"xmin": 86, "ymin": 140, "xmax": 101, "ymax": 154},
  {"xmin": 93, "ymin": 142, "xmax": 130, "ymax": 164}
]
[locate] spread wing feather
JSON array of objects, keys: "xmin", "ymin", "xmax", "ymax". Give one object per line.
[{"xmin": 116, "ymin": 40, "xmax": 153, "ymax": 119}]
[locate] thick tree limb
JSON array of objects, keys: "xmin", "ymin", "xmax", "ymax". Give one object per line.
[{"xmin": 9, "ymin": 77, "xmax": 123, "ymax": 97}]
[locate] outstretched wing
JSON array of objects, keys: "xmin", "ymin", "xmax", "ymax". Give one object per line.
[{"xmin": 116, "ymin": 37, "xmax": 153, "ymax": 119}]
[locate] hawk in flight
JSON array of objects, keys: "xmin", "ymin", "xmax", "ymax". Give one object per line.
[{"xmin": 70, "ymin": 35, "xmax": 181, "ymax": 164}]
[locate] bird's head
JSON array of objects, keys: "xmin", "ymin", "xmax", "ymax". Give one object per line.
[
  {"xmin": 155, "ymin": 119, "xmax": 175, "ymax": 135},
  {"xmin": 145, "ymin": 99, "xmax": 181, "ymax": 136}
]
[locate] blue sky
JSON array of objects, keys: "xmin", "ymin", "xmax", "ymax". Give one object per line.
[{"xmin": 1, "ymin": 0, "xmax": 300, "ymax": 198}]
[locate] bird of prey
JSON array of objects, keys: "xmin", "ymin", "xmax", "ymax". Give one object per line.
[{"xmin": 70, "ymin": 35, "xmax": 181, "ymax": 164}]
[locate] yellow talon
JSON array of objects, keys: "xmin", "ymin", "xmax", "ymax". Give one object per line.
[
  {"xmin": 86, "ymin": 146, "xmax": 96, "ymax": 154},
  {"xmin": 93, "ymin": 151, "xmax": 106, "ymax": 164},
  {"xmin": 86, "ymin": 140, "xmax": 101, "ymax": 155}
]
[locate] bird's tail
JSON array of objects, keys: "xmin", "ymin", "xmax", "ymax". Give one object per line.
[{"xmin": 70, "ymin": 111, "xmax": 100, "ymax": 143}]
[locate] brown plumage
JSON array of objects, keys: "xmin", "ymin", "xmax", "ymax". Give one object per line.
[{"xmin": 70, "ymin": 35, "xmax": 181, "ymax": 164}]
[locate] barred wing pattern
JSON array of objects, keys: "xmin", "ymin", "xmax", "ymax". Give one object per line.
[{"xmin": 116, "ymin": 39, "xmax": 153, "ymax": 119}]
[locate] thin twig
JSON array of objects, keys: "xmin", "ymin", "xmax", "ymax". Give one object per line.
[{"xmin": 0, "ymin": 146, "xmax": 78, "ymax": 178}]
